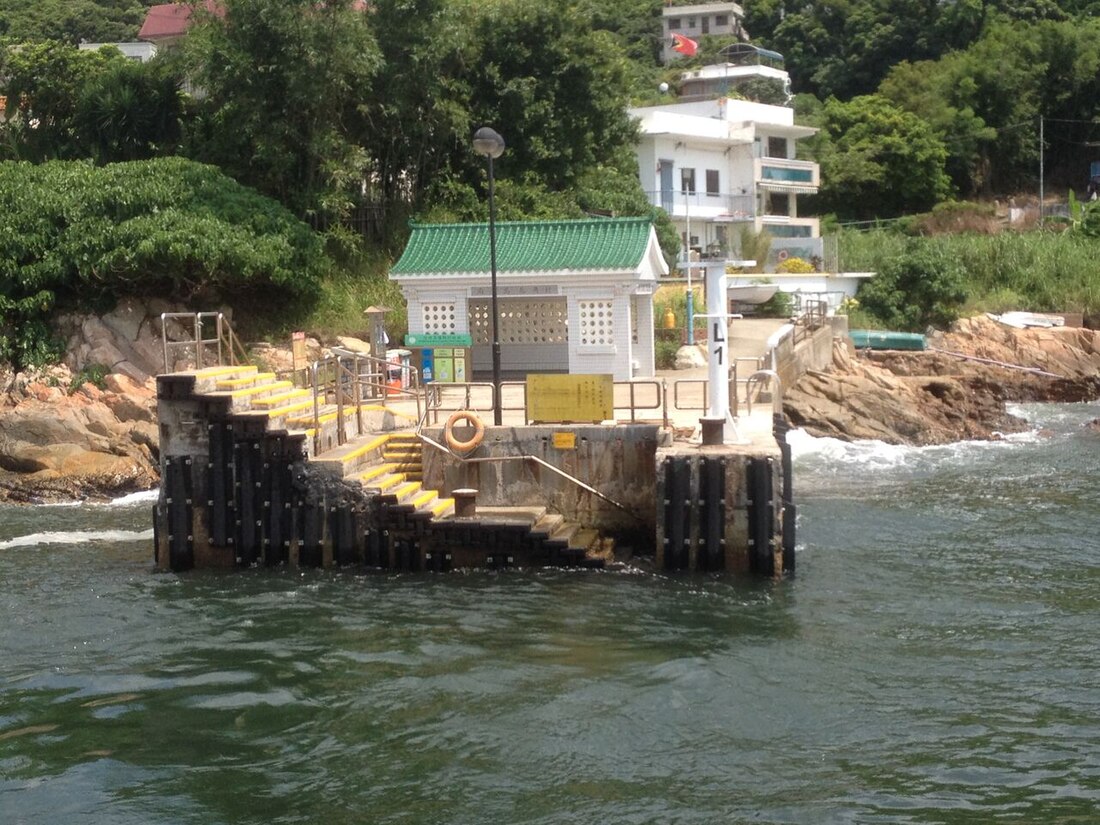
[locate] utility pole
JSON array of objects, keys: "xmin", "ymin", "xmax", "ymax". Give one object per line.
[{"xmin": 1039, "ymin": 117, "xmax": 1044, "ymax": 227}]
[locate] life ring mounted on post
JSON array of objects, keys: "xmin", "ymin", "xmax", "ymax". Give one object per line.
[{"xmin": 444, "ymin": 410, "xmax": 485, "ymax": 453}]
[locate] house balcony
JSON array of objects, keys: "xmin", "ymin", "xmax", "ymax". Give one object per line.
[
  {"xmin": 644, "ymin": 190, "xmax": 756, "ymax": 222},
  {"xmin": 755, "ymin": 157, "xmax": 819, "ymax": 192}
]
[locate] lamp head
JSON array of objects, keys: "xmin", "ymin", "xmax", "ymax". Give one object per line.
[{"xmin": 472, "ymin": 126, "xmax": 506, "ymax": 159}]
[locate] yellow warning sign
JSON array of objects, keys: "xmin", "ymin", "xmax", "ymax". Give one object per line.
[
  {"xmin": 552, "ymin": 431, "xmax": 576, "ymax": 450},
  {"xmin": 527, "ymin": 374, "xmax": 613, "ymax": 423}
]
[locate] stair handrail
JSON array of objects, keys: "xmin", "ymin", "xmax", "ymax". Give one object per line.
[
  {"xmin": 745, "ymin": 369, "xmax": 782, "ymax": 416},
  {"xmin": 160, "ymin": 311, "xmax": 246, "ymax": 373},
  {"xmin": 307, "ymin": 348, "xmax": 423, "ymax": 453},
  {"xmin": 417, "ymin": 431, "xmax": 647, "ymax": 524}
]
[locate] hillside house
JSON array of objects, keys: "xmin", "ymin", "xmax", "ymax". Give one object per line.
[
  {"xmin": 662, "ymin": 2, "xmax": 745, "ymax": 63},
  {"xmin": 630, "ymin": 75, "xmax": 820, "ymax": 272}
]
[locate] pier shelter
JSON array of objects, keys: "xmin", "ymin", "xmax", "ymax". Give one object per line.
[{"xmin": 389, "ymin": 217, "xmax": 668, "ymax": 381}]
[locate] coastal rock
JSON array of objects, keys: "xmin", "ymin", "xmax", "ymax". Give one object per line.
[
  {"xmin": 785, "ymin": 316, "xmax": 1100, "ymax": 445},
  {"xmin": 0, "ymin": 371, "xmax": 159, "ymax": 503}
]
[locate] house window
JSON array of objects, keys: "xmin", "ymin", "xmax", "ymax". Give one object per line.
[
  {"xmin": 715, "ymin": 14, "xmax": 729, "ymax": 26},
  {"xmin": 706, "ymin": 169, "xmax": 720, "ymax": 195},
  {"xmin": 767, "ymin": 136, "xmax": 788, "ymax": 158},
  {"xmin": 667, "ymin": 16, "xmax": 681, "ymax": 28},
  {"xmin": 688, "ymin": 17, "xmax": 696, "ymax": 28},
  {"xmin": 764, "ymin": 191, "xmax": 790, "ymax": 216},
  {"xmin": 681, "ymin": 168, "xmax": 696, "ymax": 194},
  {"xmin": 701, "ymin": 16, "xmax": 710, "ymax": 34}
]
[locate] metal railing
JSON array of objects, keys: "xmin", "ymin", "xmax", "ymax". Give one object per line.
[
  {"xmin": 160, "ymin": 312, "xmax": 247, "ymax": 373},
  {"xmin": 306, "ymin": 348, "xmax": 422, "ymax": 454},
  {"xmin": 745, "ymin": 369, "xmax": 783, "ymax": 416},
  {"xmin": 416, "ymin": 430, "xmax": 646, "ymax": 523},
  {"xmin": 419, "ymin": 379, "xmax": 669, "ymax": 428},
  {"xmin": 791, "ymin": 297, "xmax": 828, "ymax": 345}
]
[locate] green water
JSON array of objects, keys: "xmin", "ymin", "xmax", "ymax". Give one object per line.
[{"xmin": 2, "ymin": 402, "xmax": 1099, "ymax": 823}]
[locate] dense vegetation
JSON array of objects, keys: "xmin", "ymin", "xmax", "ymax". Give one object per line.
[
  {"xmin": 0, "ymin": 158, "xmax": 325, "ymax": 368},
  {"xmin": 2, "ymin": 0, "xmax": 1100, "ymax": 365}
]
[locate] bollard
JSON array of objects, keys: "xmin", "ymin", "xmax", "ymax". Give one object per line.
[
  {"xmin": 699, "ymin": 416, "xmax": 725, "ymax": 445},
  {"xmin": 453, "ymin": 488, "xmax": 478, "ymax": 518}
]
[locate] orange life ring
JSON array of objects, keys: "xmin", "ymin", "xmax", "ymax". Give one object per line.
[{"xmin": 444, "ymin": 410, "xmax": 485, "ymax": 453}]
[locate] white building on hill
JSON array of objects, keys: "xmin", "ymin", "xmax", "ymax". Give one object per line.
[{"xmin": 630, "ymin": 67, "xmax": 821, "ymax": 273}]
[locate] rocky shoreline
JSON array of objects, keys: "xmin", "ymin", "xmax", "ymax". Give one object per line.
[
  {"xmin": 784, "ymin": 315, "xmax": 1100, "ymax": 444},
  {"xmin": 2, "ymin": 311, "xmax": 1098, "ymax": 504}
]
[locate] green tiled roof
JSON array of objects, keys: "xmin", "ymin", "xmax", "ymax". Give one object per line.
[{"xmin": 390, "ymin": 217, "xmax": 655, "ymax": 276}]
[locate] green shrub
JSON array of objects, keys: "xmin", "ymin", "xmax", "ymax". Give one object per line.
[
  {"xmin": 757, "ymin": 288, "xmax": 795, "ymax": 318},
  {"xmin": 655, "ymin": 338, "xmax": 680, "ymax": 369},
  {"xmin": 840, "ymin": 226, "xmax": 1100, "ymax": 321},
  {"xmin": 0, "ymin": 157, "xmax": 328, "ymax": 370},
  {"xmin": 69, "ymin": 363, "xmax": 109, "ymax": 393},
  {"xmin": 856, "ymin": 240, "xmax": 968, "ymax": 331}
]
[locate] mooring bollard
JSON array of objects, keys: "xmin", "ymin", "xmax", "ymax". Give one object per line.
[
  {"xmin": 700, "ymin": 416, "xmax": 725, "ymax": 445},
  {"xmin": 453, "ymin": 488, "xmax": 478, "ymax": 518}
]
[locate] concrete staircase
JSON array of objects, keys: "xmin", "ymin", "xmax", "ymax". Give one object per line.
[{"xmin": 159, "ymin": 364, "xmax": 612, "ymax": 570}]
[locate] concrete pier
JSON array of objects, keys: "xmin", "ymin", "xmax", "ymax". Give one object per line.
[{"xmin": 151, "ymin": 314, "xmax": 831, "ymax": 576}]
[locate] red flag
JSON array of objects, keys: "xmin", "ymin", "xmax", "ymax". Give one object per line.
[{"xmin": 671, "ymin": 33, "xmax": 698, "ymax": 56}]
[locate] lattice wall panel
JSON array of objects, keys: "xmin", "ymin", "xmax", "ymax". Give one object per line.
[
  {"xmin": 579, "ymin": 300, "xmax": 614, "ymax": 347},
  {"xmin": 470, "ymin": 300, "xmax": 567, "ymax": 345},
  {"xmin": 421, "ymin": 303, "xmax": 458, "ymax": 334}
]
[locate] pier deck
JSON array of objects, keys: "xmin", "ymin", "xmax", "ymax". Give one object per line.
[{"xmin": 152, "ymin": 317, "xmax": 799, "ymax": 576}]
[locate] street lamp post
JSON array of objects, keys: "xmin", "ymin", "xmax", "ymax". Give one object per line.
[{"xmin": 472, "ymin": 126, "xmax": 506, "ymax": 425}]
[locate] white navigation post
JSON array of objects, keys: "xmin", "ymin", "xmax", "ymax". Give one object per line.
[
  {"xmin": 698, "ymin": 259, "xmax": 754, "ymax": 445},
  {"xmin": 699, "ymin": 262, "xmax": 729, "ymax": 445}
]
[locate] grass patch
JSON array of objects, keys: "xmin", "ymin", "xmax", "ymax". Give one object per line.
[{"xmin": 840, "ymin": 227, "xmax": 1100, "ymax": 327}]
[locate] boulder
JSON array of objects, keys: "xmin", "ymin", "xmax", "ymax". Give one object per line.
[
  {"xmin": 674, "ymin": 344, "xmax": 707, "ymax": 370},
  {"xmin": 336, "ymin": 336, "xmax": 373, "ymax": 355}
]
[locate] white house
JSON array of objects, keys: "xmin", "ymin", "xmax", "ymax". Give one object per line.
[
  {"xmin": 630, "ymin": 75, "xmax": 821, "ymax": 272},
  {"xmin": 661, "ymin": 2, "xmax": 745, "ymax": 63},
  {"xmin": 78, "ymin": 42, "xmax": 159, "ymax": 62}
]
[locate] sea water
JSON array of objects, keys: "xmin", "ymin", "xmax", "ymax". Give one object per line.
[{"xmin": 1, "ymin": 402, "xmax": 1099, "ymax": 823}]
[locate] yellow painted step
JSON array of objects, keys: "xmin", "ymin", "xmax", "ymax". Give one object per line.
[
  {"xmin": 374, "ymin": 473, "xmax": 407, "ymax": 491},
  {"xmin": 382, "ymin": 448, "xmax": 421, "ymax": 461},
  {"xmin": 228, "ymin": 380, "xmax": 293, "ymax": 399},
  {"xmin": 429, "ymin": 498, "xmax": 455, "ymax": 517},
  {"xmin": 355, "ymin": 463, "xmax": 399, "ymax": 483},
  {"xmin": 264, "ymin": 398, "xmax": 315, "ymax": 419},
  {"xmin": 338, "ymin": 434, "xmax": 390, "ymax": 466},
  {"xmin": 394, "ymin": 481, "xmax": 422, "ymax": 501},
  {"xmin": 216, "ymin": 372, "xmax": 276, "ymax": 390},
  {"xmin": 194, "ymin": 365, "xmax": 257, "ymax": 379},
  {"xmin": 411, "ymin": 489, "xmax": 439, "ymax": 508},
  {"xmin": 253, "ymin": 389, "xmax": 311, "ymax": 409}
]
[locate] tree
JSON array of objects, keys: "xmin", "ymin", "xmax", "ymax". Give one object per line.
[
  {"xmin": 0, "ymin": 40, "xmax": 183, "ymax": 164},
  {"xmin": 0, "ymin": 41, "xmax": 118, "ymax": 161},
  {"xmin": 458, "ymin": 3, "xmax": 639, "ymax": 189},
  {"xmin": 808, "ymin": 95, "xmax": 952, "ymax": 219},
  {"xmin": 0, "ymin": 0, "xmax": 152, "ymax": 44},
  {"xmin": 878, "ymin": 61, "xmax": 997, "ymax": 196},
  {"xmin": 184, "ymin": 0, "xmax": 381, "ymax": 223}
]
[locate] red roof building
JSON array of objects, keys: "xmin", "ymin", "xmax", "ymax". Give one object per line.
[
  {"xmin": 138, "ymin": 2, "xmax": 223, "ymax": 45},
  {"xmin": 139, "ymin": 0, "xmax": 370, "ymax": 45}
]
